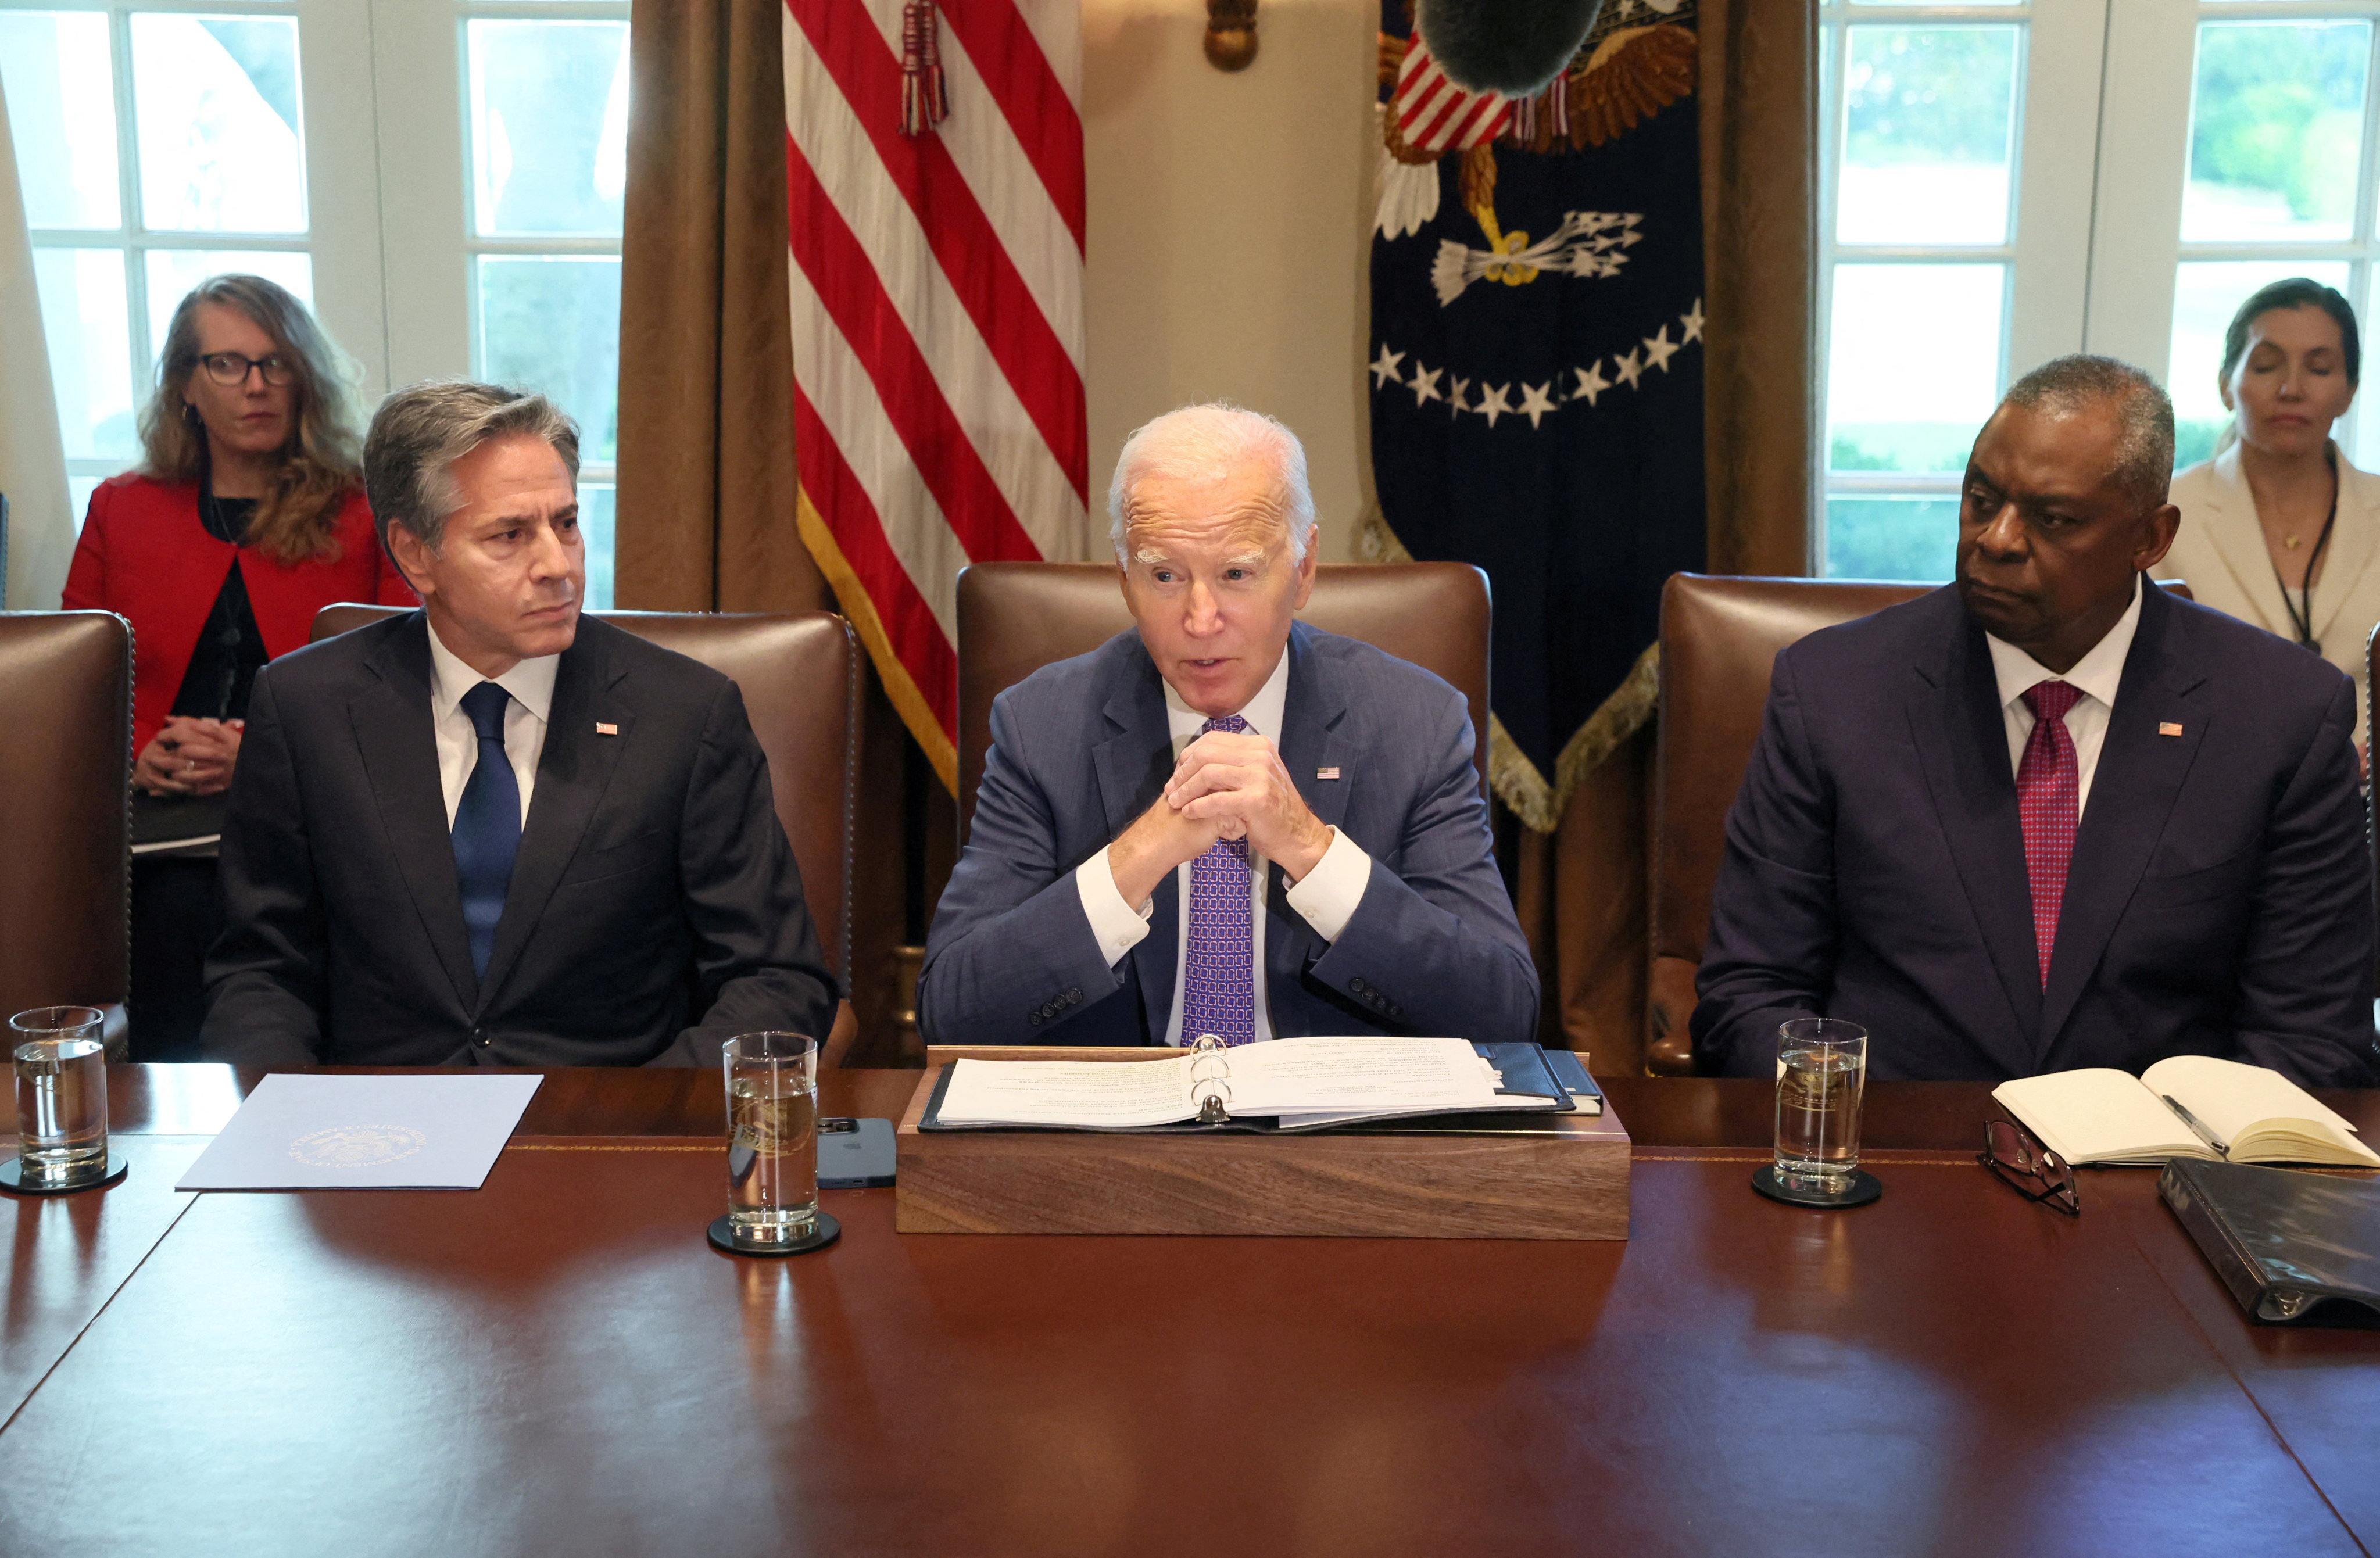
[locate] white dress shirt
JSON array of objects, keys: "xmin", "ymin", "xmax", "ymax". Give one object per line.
[
  {"xmin": 1982, "ymin": 572, "xmax": 2143, "ymax": 818},
  {"xmin": 1070, "ymin": 649, "xmax": 1375, "ymax": 1044},
  {"xmin": 425, "ymin": 622, "xmax": 560, "ymax": 829}
]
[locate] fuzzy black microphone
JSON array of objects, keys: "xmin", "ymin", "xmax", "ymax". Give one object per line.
[{"xmin": 1415, "ymin": 0, "xmax": 1605, "ymax": 96}]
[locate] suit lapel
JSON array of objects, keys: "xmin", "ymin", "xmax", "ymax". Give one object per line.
[
  {"xmin": 2199, "ymin": 445, "xmax": 2287, "ymax": 635},
  {"xmin": 1904, "ymin": 603, "xmax": 2041, "ymax": 1076},
  {"xmin": 1273, "ymin": 624, "xmax": 1352, "ymax": 836},
  {"xmin": 350, "ymin": 615, "xmax": 479, "ymax": 1012},
  {"xmin": 2314, "ymin": 446, "xmax": 2380, "ymax": 651},
  {"xmin": 1266, "ymin": 625, "xmax": 1352, "ymax": 1020},
  {"xmin": 474, "ymin": 625, "xmax": 632, "ymax": 1012},
  {"xmin": 2039, "ymin": 588, "xmax": 2206, "ymax": 1054},
  {"xmin": 1088, "ymin": 642, "xmax": 1179, "ymax": 1040}
]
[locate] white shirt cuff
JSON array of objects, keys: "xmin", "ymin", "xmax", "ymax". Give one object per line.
[
  {"xmin": 1075, "ymin": 847, "xmax": 1154, "ymax": 968},
  {"xmin": 1283, "ymin": 826, "xmax": 1370, "ymax": 943}
]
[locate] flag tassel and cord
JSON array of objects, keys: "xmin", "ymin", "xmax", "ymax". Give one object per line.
[{"xmin": 899, "ymin": 0, "xmax": 950, "ymax": 137}]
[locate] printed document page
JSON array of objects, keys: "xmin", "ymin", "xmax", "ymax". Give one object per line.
[
  {"xmin": 936, "ymin": 1055, "xmax": 1196, "ymax": 1127},
  {"xmin": 1222, "ymin": 1036, "xmax": 1501, "ymax": 1113}
]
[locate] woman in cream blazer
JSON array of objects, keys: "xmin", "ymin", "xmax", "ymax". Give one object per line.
[{"xmin": 2163, "ymin": 278, "xmax": 2380, "ymax": 747}]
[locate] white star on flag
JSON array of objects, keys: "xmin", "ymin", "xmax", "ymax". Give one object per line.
[
  {"xmin": 1641, "ymin": 325, "xmax": 1679, "ymax": 374},
  {"xmin": 1681, "ymin": 298, "xmax": 1705, "ymax": 344},
  {"xmin": 1518, "ymin": 381, "xmax": 1557, "ymax": 429},
  {"xmin": 1476, "ymin": 382, "xmax": 1515, "ymax": 427},
  {"xmin": 1369, "ymin": 345, "xmax": 1406, "ymax": 388},
  {"xmin": 1572, "ymin": 361, "xmax": 1611, "ymax": 406},
  {"xmin": 1447, "ymin": 375, "xmax": 1472, "ymax": 414},
  {"xmin": 1408, "ymin": 363, "xmax": 1444, "ymax": 407},
  {"xmin": 1614, "ymin": 348, "xmax": 1645, "ymax": 389}
]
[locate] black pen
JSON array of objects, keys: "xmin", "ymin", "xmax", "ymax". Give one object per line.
[{"xmin": 2163, "ymin": 1094, "xmax": 2229, "ymax": 1158}]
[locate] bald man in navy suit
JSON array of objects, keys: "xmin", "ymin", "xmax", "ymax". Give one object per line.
[{"xmin": 1693, "ymin": 356, "xmax": 2377, "ymax": 1087}]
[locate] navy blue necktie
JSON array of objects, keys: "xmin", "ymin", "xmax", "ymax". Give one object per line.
[{"xmin": 452, "ymin": 681, "xmax": 521, "ymax": 979}]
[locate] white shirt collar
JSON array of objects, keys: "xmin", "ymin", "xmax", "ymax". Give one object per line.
[
  {"xmin": 425, "ymin": 615, "xmax": 560, "ymax": 725},
  {"xmin": 1984, "ymin": 572, "xmax": 2142, "ymax": 714},
  {"xmin": 1161, "ymin": 640, "xmax": 1291, "ymax": 748}
]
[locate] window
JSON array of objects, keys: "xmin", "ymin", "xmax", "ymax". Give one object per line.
[
  {"xmin": 1817, "ymin": 0, "xmax": 2380, "ymax": 580},
  {"xmin": 1816, "ymin": 0, "xmax": 2108, "ymax": 581},
  {"xmin": 1, "ymin": 0, "xmax": 628, "ymax": 604},
  {"xmin": 2091, "ymin": 3, "xmax": 2380, "ymax": 474}
]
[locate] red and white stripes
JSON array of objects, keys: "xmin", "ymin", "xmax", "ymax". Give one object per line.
[
  {"xmin": 1394, "ymin": 35, "xmax": 1511, "ymax": 152},
  {"xmin": 784, "ymin": 0, "xmax": 1087, "ymax": 786}
]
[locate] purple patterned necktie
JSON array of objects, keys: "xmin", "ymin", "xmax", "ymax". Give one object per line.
[{"xmin": 1180, "ymin": 714, "xmax": 1257, "ymax": 1045}]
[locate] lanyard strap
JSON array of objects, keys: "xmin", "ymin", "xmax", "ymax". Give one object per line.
[{"xmin": 2270, "ymin": 457, "xmax": 2340, "ymax": 651}]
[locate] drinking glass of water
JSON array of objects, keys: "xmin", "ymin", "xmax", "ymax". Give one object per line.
[
  {"xmin": 1773, "ymin": 1018, "xmax": 1868, "ymax": 1195},
  {"xmin": 714, "ymin": 1031, "xmax": 837, "ymax": 1255},
  {"xmin": 10, "ymin": 1006, "xmax": 110, "ymax": 1191}
]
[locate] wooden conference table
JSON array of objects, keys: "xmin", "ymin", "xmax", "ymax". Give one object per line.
[{"xmin": 3, "ymin": 1066, "xmax": 2377, "ymax": 1557}]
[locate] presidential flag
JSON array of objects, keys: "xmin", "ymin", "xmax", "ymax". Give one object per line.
[
  {"xmin": 783, "ymin": 0, "xmax": 1090, "ymax": 789},
  {"xmin": 1366, "ymin": 0, "xmax": 1703, "ymax": 832}
]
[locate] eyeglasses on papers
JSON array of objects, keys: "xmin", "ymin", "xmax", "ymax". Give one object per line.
[
  {"xmin": 1981, "ymin": 1116, "xmax": 2080, "ymax": 1216},
  {"xmin": 198, "ymin": 352, "xmax": 296, "ymax": 387}
]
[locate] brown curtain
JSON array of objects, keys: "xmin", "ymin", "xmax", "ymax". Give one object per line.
[
  {"xmin": 1521, "ymin": 0, "xmax": 1816, "ymax": 1075},
  {"xmin": 615, "ymin": 0, "xmax": 827, "ymax": 614},
  {"xmin": 1699, "ymin": 0, "xmax": 1819, "ymax": 577}
]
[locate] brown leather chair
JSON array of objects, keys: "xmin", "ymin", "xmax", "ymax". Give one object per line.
[
  {"xmin": 955, "ymin": 561, "xmax": 1491, "ymax": 839},
  {"xmin": 1646, "ymin": 574, "xmax": 2193, "ymax": 1076},
  {"xmin": 0, "ymin": 611, "xmax": 132, "ymax": 1052},
  {"xmin": 313, "ymin": 606, "xmax": 861, "ymax": 1061}
]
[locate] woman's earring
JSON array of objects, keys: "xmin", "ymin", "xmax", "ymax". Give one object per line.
[{"xmin": 181, "ymin": 400, "xmax": 202, "ymax": 429}]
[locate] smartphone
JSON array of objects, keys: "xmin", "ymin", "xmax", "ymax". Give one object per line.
[{"xmin": 816, "ymin": 1116, "xmax": 896, "ymax": 1188}]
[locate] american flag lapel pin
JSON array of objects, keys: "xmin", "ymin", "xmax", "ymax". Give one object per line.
[
  {"xmin": 596, "ymin": 722, "xmax": 620, "ymax": 736},
  {"xmin": 1316, "ymin": 766, "xmax": 1341, "ymax": 780},
  {"xmin": 2157, "ymin": 722, "xmax": 2183, "ymax": 737}
]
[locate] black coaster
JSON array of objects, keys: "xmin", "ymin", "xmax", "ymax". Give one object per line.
[
  {"xmin": 0, "ymin": 1152, "xmax": 128, "ymax": 1197},
  {"xmin": 1752, "ymin": 1165, "xmax": 1882, "ymax": 1209},
  {"xmin": 707, "ymin": 1211, "xmax": 840, "ymax": 1257}
]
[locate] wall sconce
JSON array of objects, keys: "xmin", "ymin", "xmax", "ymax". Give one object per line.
[{"xmin": 1204, "ymin": 0, "xmax": 1257, "ymax": 70}]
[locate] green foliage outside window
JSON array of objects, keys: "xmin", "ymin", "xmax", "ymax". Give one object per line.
[
  {"xmin": 2190, "ymin": 23, "xmax": 2368, "ymax": 225},
  {"xmin": 1844, "ymin": 28, "xmax": 2017, "ymax": 167}
]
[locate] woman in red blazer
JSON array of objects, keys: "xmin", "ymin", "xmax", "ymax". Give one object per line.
[
  {"xmin": 64, "ymin": 280, "xmax": 414, "ymax": 776},
  {"xmin": 61, "ymin": 274, "xmax": 414, "ymax": 1057}
]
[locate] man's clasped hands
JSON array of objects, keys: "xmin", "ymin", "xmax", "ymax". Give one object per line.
[{"xmin": 1104, "ymin": 729, "xmax": 1333, "ymax": 908}]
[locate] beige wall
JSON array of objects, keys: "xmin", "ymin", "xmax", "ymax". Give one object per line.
[{"xmin": 1080, "ymin": 0, "xmax": 1381, "ymax": 564}]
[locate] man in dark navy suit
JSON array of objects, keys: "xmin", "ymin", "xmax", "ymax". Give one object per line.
[
  {"xmin": 202, "ymin": 382, "xmax": 837, "ymax": 1066},
  {"xmin": 1693, "ymin": 356, "xmax": 2378, "ymax": 1087},
  {"xmin": 920, "ymin": 403, "xmax": 1536, "ymax": 1047}
]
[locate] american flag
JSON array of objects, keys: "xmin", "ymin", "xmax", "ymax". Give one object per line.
[
  {"xmin": 1394, "ymin": 34, "xmax": 1511, "ymax": 152},
  {"xmin": 782, "ymin": 0, "xmax": 1089, "ymax": 789}
]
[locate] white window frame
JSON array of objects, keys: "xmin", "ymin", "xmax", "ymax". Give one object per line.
[
  {"xmin": 1814, "ymin": 0, "xmax": 2113, "ymax": 575},
  {"xmin": 2088, "ymin": 0, "xmax": 2380, "ymax": 464},
  {"xmin": 5, "ymin": 0, "xmax": 624, "ymax": 589}
]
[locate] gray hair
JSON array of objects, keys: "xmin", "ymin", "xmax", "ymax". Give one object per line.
[
  {"xmin": 363, "ymin": 379, "xmax": 581, "ymax": 555},
  {"xmin": 1107, "ymin": 402, "xmax": 1316, "ymax": 564},
  {"xmin": 2000, "ymin": 354, "xmax": 2175, "ymax": 511}
]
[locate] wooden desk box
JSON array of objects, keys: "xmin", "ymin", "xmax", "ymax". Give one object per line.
[{"xmin": 895, "ymin": 1047, "xmax": 1631, "ymax": 1238}]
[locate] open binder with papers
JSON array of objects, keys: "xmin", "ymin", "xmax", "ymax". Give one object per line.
[{"xmin": 918, "ymin": 1034, "xmax": 1600, "ymax": 1134}]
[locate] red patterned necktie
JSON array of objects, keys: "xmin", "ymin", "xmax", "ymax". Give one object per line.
[{"xmin": 2017, "ymin": 680, "xmax": 2083, "ymax": 988}]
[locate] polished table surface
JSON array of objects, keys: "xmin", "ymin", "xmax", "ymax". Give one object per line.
[{"xmin": 3, "ymin": 1068, "xmax": 2377, "ymax": 1557}]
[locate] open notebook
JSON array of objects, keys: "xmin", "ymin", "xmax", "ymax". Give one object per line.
[{"xmin": 1994, "ymin": 1055, "xmax": 2379, "ymax": 1167}]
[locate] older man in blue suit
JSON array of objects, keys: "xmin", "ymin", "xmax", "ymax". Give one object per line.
[
  {"xmin": 920, "ymin": 403, "xmax": 1537, "ymax": 1047},
  {"xmin": 1693, "ymin": 356, "xmax": 2378, "ymax": 1087}
]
